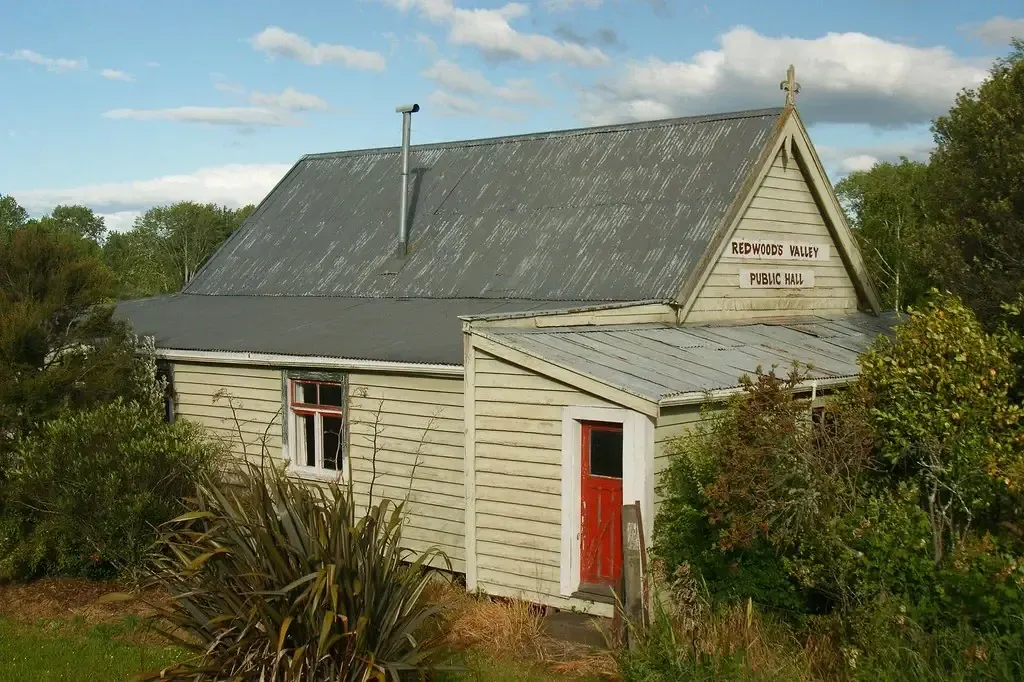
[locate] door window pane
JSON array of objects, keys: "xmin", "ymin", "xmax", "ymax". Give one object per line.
[
  {"xmin": 322, "ymin": 416, "xmax": 343, "ymax": 470},
  {"xmin": 589, "ymin": 428, "xmax": 623, "ymax": 478}
]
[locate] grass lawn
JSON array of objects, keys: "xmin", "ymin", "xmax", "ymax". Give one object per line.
[
  {"xmin": 0, "ymin": 617, "xmax": 583, "ymax": 682},
  {"xmin": 0, "ymin": 578, "xmax": 609, "ymax": 681},
  {"xmin": 0, "ymin": 615, "xmax": 184, "ymax": 682}
]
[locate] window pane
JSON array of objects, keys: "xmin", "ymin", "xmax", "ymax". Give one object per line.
[
  {"xmin": 297, "ymin": 382, "xmax": 318, "ymax": 404},
  {"xmin": 319, "ymin": 383, "xmax": 344, "ymax": 408},
  {"xmin": 589, "ymin": 428, "xmax": 623, "ymax": 478},
  {"xmin": 299, "ymin": 414, "xmax": 316, "ymax": 467},
  {"xmin": 322, "ymin": 416, "xmax": 344, "ymax": 471}
]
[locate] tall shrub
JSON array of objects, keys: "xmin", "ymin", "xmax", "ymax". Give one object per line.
[
  {"xmin": 0, "ymin": 397, "xmax": 223, "ymax": 579},
  {"xmin": 858, "ymin": 292, "xmax": 1024, "ymax": 562},
  {"xmin": 127, "ymin": 458, "xmax": 449, "ymax": 681},
  {"xmin": 653, "ymin": 367, "xmax": 875, "ymax": 613}
]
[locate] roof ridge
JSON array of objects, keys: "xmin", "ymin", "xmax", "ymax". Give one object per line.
[{"xmin": 301, "ymin": 107, "xmax": 784, "ymax": 161}]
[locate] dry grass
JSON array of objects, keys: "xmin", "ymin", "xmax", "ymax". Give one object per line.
[
  {"xmin": 0, "ymin": 577, "xmax": 166, "ymax": 626},
  {"xmin": 632, "ymin": 563, "xmax": 821, "ymax": 681},
  {"xmin": 701, "ymin": 602, "xmax": 814, "ymax": 680},
  {"xmin": 423, "ymin": 578, "xmax": 618, "ymax": 679}
]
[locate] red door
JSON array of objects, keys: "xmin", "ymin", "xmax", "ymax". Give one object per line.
[{"xmin": 580, "ymin": 421, "xmax": 624, "ymax": 589}]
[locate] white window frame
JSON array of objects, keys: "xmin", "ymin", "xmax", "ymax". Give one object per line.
[
  {"xmin": 287, "ymin": 378, "xmax": 349, "ymax": 481},
  {"xmin": 559, "ymin": 405, "xmax": 654, "ymax": 597}
]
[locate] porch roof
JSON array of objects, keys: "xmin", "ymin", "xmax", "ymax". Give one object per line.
[{"xmin": 474, "ymin": 313, "xmax": 898, "ymax": 404}]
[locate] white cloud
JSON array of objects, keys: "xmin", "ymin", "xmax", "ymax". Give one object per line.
[
  {"xmin": 98, "ymin": 210, "xmax": 142, "ymax": 233},
  {"xmin": 817, "ymin": 140, "xmax": 934, "ymax": 177},
  {"xmin": 2, "ymin": 48, "xmax": 85, "ymax": 72},
  {"xmin": 837, "ymin": 154, "xmax": 882, "ymax": 174},
  {"xmin": 581, "ymin": 26, "xmax": 989, "ymax": 127},
  {"xmin": 249, "ymin": 87, "xmax": 330, "ymax": 112},
  {"xmin": 214, "ymin": 81, "xmax": 245, "ymax": 95},
  {"xmin": 429, "ymin": 90, "xmax": 480, "ymax": 116},
  {"xmin": 962, "ymin": 16, "xmax": 1024, "ymax": 45},
  {"xmin": 103, "ymin": 106, "xmax": 301, "ymax": 127},
  {"xmin": 145, "ymin": 61, "xmax": 160, "ymax": 68},
  {"xmin": 249, "ymin": 26, "xmax": 387, "ymax": 71},
  {"xmin": 381, "ymin": 0, "xmax": 608, "ymax": 66},
  {"xmin": 543, "ymin": 0, "xmax": 603, "ymax": 10},
  {"xmin": 14, "ymin": 163, "xmax": 291, "ymax": 215},
  {"xmin": 100, "ymin": 68, "xmax": 134, "ymax": 82},
  {"xmin": 210, "ymin": 72, "xmax": 246, "ymax": 95},
  {"xmin": 415, "ymin": 32, "xmax": 439, "ymax": 54},
  {"xmin": 427, "ymin": 89, "xmax": 527, "ymax": 120},
  {"xmin": 421, "ymin": 59, "xmax": 544, "ymax": 103}
]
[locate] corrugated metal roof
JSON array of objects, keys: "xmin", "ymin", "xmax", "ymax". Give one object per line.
[
  {"xmin": 478, "ymin": 313, "xmax": 898, "ymax": 402},
  {"xmin": 185, "ymin": 108, "xmax": 782, "ymax": 301},
  {"xmin": 114, "ymin": 295, "xmax": 590, "ymax": 365}
]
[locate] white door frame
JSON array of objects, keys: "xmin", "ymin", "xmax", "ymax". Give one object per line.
[{"xmin": 559, "ymin": 405, "xmax": 655, "ymax": 597}]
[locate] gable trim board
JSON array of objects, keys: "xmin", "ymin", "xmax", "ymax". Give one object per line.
[
  {"xmin": 154, "ymin": 347, "xmax": 463, "ymax": 377},
  {"xmin": 559, "ymin": 405, "xmax": 654, "ymax": 598},
  {"xmin": 674, "ymin": 107, "xmax": 881, "ymax": 321},
  {"xmin": 790, "ymin": 111, "xmax": 880, "ymax": 312},
  {"xmin": 460, "ymin": 300, "xmax": 676, "ymax": 330}
]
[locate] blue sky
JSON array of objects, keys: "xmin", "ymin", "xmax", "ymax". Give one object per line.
[{"xmin": 1, "ymin": 0, "xmax": 1021, "ymax": 231}]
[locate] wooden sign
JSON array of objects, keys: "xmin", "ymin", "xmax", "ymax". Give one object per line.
[
  {"xmin": 729, "ymin": 238, "xmax": 829, "ymax": 261},
  {"xmin": 740, "ymin": 268, "xmax": 815, "ymax": 289}
]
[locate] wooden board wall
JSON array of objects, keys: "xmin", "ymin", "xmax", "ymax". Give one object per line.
[
  {"xmin": 471, "ymin": 350, "xmax": 615, "ymax": 615},
  {"xmin": 685, "ymin": 148, "xmax": 860, "ymax": 322},
  {"xmin": 171, "ymin": 362, "xmax": 467, "ymax": 573}
]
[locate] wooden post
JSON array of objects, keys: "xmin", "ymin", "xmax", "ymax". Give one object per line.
[{"xmin": 621, "ymin": 500, "xmax": 648, "ymax": 649}]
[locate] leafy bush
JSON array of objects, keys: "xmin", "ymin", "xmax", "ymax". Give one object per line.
[
  {"xmin": 786, "ymin": 485, "xmax": 937, "ymax": 614},
  {"xmin": 0, "ymin": 397, "xmax": 222, "ymax": 579},
  {"xmin": 843, "ymin": 608, "xmax": 1024, "ymax": 682},
  {"xmin": 859, "ymin": 292, "xmax": 1024, "ymax": 562},
  {"xmin": 126, "ymin": 458, "xmax": 449, "ymax": 681},
  {"xmin": 654, "ymin": 367, "xmax": 875, "ymax": 614},
  {"xmin": 649, "ymin": 293, "xmax": 1024, "ymax": 680}
]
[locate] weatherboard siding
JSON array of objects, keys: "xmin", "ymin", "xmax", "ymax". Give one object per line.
[
  {"xmin": 346, "ymin": 373, "xmax": 466, "ymax": 572},
  {"xmin": 473, "ymin": 351, "xmax": 615, "ymax": 615},
  {"xmin": 686, "ymin": 149, "xmax": 860, "ymax": 322},
  {"xmin": 172, "ymin": 362, "xmax": 284, "ymax": 460},
  {"xmin": 171, "ymin": 362, "xmax": 466, "ymax": 573}
]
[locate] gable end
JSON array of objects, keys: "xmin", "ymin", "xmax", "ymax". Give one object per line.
[{"xmin": 677, "ymin": 111, "xmax": 880, "ymax": 323}]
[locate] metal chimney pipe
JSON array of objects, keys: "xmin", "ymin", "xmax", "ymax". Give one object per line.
[{"xmin": 395, "ymin": 103, "xmax": 420, "ymax": 257}]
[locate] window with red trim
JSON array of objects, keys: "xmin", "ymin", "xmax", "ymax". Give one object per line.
[{"xmin": 290, "ymin": 379, "xmax": 346, "ymax": 473}]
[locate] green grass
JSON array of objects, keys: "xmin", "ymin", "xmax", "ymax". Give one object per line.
[
  {"xmin": 0, "ymin": 617, "xmax": 587, "ymax": 682},
  {"xmin": 0, "ymin": 615, "xmax": 185, "ymax": 682}
]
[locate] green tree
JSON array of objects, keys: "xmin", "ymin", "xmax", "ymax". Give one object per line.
[
  {"xmin": 836, "ymin": 159, "xmax": 936, "ymax": 312},
  {"xmin": 130, "ymin": 201, "xmax": 252, "ymax": 293},
  {"xmin": 0, "ymin": 225, "xmax": 152, "ymax": 453},
  {"xmin": 102, "ymin": 228, "xmax": 172, "ymax": 298},
  {"xmin": 858, "ymin": 292, "xmax": 1024, "ymax": 560},
  {"xmin": 928, "ymin": 40, "xmax": 1024, "ymax": 327},
  {"xmin": 29, "ymin": 205, "xmax": 106, "ymax": 244},
  {"xmin": 0, "ymin": 195, "xmax": 28, "ymax": 242}
]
